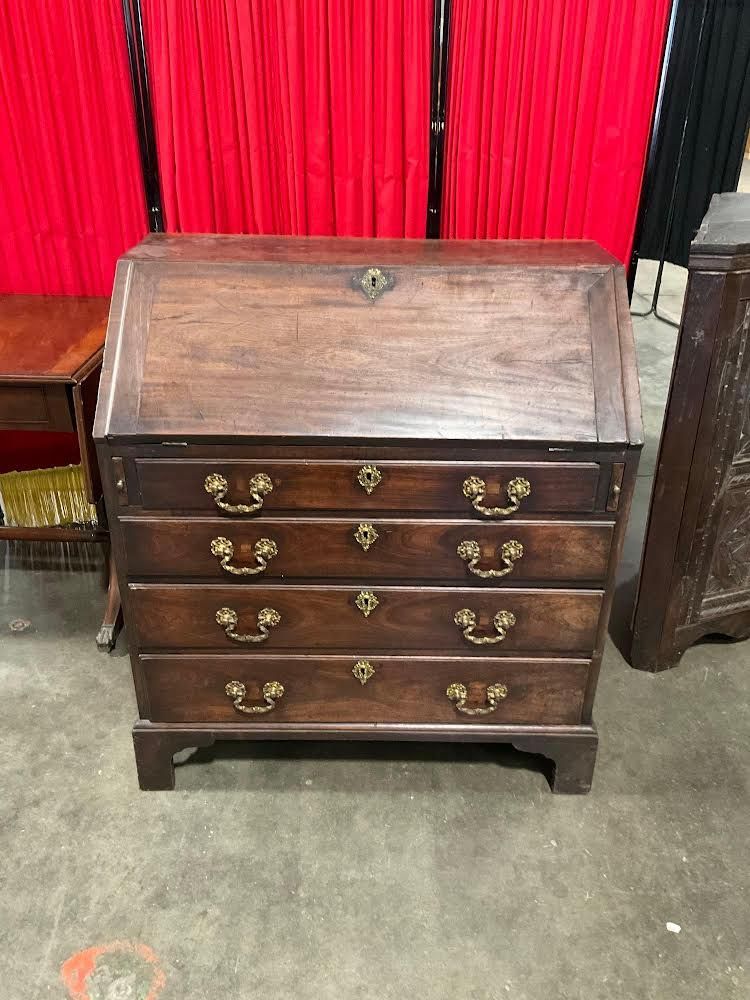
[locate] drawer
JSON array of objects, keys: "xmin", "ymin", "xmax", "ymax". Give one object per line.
[
  {"xmin": 0, "ymin": 382, "xmax": 72, "ymax": 431},
  {"xmin": 128, "ymin": 584, "xmax": 602, "ymax": 654},
  {"xmin": 140, "ymin": 654, "xmax": 590, "ymax": 725},
  {"xmin": 122, "ymin": 517, "xmax": 614, "ymax": 583},
  {"xmin": 134, "ymin": 459, "xmax": 601, "ymax": 515}
]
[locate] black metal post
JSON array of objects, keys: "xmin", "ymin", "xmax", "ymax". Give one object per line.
[
  {"xmin": 426, "ymin": 0, "xmax": 452, "ymax": 238},
  {"xmin": 121, "ymin": 0, "xmax": 164, "ymax": 232},
  {"xmin": 630, "ymin": 0, "xmax": 710, "ymax": 325},
  {"xmin": 627, "ymin": 0, "xmax": 681, "ymax": 300}
]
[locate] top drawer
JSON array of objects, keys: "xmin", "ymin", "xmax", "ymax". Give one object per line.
[{"xmin": 134, "ymin": 460, "xmax": 602, "ymax": 516}]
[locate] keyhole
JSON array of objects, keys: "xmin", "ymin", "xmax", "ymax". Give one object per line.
[{"xmin": 371, "ymin": 274, "xmax": 377, "ymax": 289}]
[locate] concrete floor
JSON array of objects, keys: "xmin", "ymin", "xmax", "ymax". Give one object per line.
[{"xmin": 2, "ymin": 262, "xmax": 749, "ymax": 1000}]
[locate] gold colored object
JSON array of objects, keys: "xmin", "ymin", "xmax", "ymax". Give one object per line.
[
  {"xmin": 453, "ymin": 608, "xmax": 516, "ymax": 645},
  {"xmin": 461, "ymin": 475, "xmax": 531, "ymax": 517},
  {"xmin": 446, "ymin": 681, "xmax": 508, "ymax": 716},
  {"xmin": 225, "ymin": 679, "xmax": 285, "ymax": 714},
  {"xmin": 215, "ymin": 606, "xmax": 281, "ymax": 643},
  {"xmin": 210, "ymin": 536, "xmax": 278, "ymax": 575},
  {"xmin": 204, "ymin": 472, "xmax": 273, "ymax": 514},
  {"xmin": 352, "ymin": 660, "xmax": 375, "ymax": 685},
  {"xmin": 456, "ymin": 539, "xmax": 524, "ymax": 578},
  {"xmin": 357, "ymin": 465, "xmax": 382, "ymax": 495},
  {"xmin": 0, "ymin": 464, "xmax": 97, "ymax": 528},
  {"xmin": 355, "ymin": 591, "xmax": 379, "ymax": 617},
  {"xmin": 354, "ymin": 522, "xmax": 379, "ymax": 552},
  {"xmin": 353, "ymin": 266, "xmax": 393, "ymax": 301}
]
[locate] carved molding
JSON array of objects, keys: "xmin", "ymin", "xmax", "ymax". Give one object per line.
[{"xmin": 705, "ymin": 484, "xmax": 750, "ymax": 602}]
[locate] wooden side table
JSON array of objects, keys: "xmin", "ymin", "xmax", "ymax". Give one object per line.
[{"xmin": 0, "ymin": 294, "xmax": 121, "ymax": 650}]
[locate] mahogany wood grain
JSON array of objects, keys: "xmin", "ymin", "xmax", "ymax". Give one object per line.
[
  {"xmin": 125, "ymin": 233, "xmax": 620, "ymax": 267},
  {"xmin": 140, "ymin": 654, "xmax": 590, "ymax": 725},
  {"xmin": 135, "ymin": 460, "xmax": 601, "ymax": 514},
  {"xmin": 121, "ymin": 516, "xmax": 614, "ymax": 583},
  {"xmin": 0, "ymin": 294, "xmax": 109, "ymax": 380},
  {"xmin": 96, "ymin": 236, "xmax": 637, "ymax": 445},
  {"xmin": 128, "ymin": 584, "xmax": 602, "ymax": 654}
]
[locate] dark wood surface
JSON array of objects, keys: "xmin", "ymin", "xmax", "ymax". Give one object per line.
[
  {"xmin": 0, "ymin": 294, "xmax": 109, "ymax": 381},
  {"xmin": 132, "ymin": 719, "xmax": 599, "ymax": 793},
  {"xmin": 0, "ymin": 383, "xmax": 73, "ymax": 432},
  {"xmin": 135, "ymin": 459, "xmax": 601, "ymax": 514},
  {"xmin": 128, "ymin": 583, "xmax": 602, "ymax": 653},
  {"xmin": 95, "ymin": 235, "xmax": 642, "ymax": 792},
  {"xmin": 140, "ymin": 654, "xmax": 589, "ymax": 725},
  {"xmin": 632, "ymin": 193, "xmax": 750, "ymax": 670},
  {"xmin": 95, "ymin": 236, "xmax": 641, "ymax": 446},
  {"xmin": 121, "ymin": 516, "xmax": 614, "ymax": 582}
]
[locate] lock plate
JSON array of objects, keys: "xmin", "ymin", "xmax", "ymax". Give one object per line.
[{"xmin": 352, "ymin": 267, "xmax": 394, "ymax": 301}]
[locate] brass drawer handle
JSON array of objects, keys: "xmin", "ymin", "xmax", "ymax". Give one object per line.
[
  {"xmin": 210, "ymin": 536, "xmax": 278, "ymax": 575},
  {"xmin": 225, "ymin": 680, "xmax": 284, "ymax": 714},
  {"xmin": 462, "ymin": 475, "xmax": 531, "ymax": 517},
  {"xmin": 446, "ymin": 682, "xmax": 508, "ymax": 715},
  {"xmin": 215, "ymin": 606, "xmax": 281, "ymax": 643},
  {"xmin": 204, "ymin": 472, "xmax": 273, "ymax": 514},
  {"xmin": 457, "ymin": 539, "xmax": 524, "ymax": 578},
  {"xmin": 453, "ymin": 608, "xmax": 516, "ymax": 645}
]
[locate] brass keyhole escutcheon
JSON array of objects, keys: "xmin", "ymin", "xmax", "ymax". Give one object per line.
[
  {"xmin": 357, "ymin": 465, "xmax": 382, "ymax": 495},
  {"xmin": 352, "ymin": 660, "xmax": 375, "ymax": 685},
  {"xmin": 353, "ymin": 267, "xmax": 393, "ymax": 301},
  {"xmin": 355, "ymin": 591, "xmax": 379, "ymax": 617},
  {"xmin": 355, "ymin": 522, "xmax": 379, "ymax": 552}
]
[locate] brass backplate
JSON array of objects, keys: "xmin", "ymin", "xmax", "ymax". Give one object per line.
[{"xmin": 353, "ymin": 267, "xmax": 394, "ymax": 301}]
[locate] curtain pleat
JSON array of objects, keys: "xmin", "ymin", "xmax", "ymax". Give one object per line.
[
  {"xmin": 0, "ymin": 0, "xmax": 146, "ymax": 294},
  {"xmin": 639, "ymin": 0, "xmax": 750, "ymax": 267},
  {"xmin": 441, "ymin": 0, "xmax": 671, "ymax": 264},
  {"xmin": 142, "ymin": 0, "xmax": 432, "ymax": 237}
]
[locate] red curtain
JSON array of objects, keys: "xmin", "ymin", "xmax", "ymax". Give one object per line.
[
  {"xmin": 441, "ymin": 0, "xmax": 671, "ymax": 264},
  {"xmin": 0, "ymin": 0, "xmax": 146, "ymax": 295},
  {"xmin": 142, "ymin": 0, "xmax": 431, "ymax": 237}
]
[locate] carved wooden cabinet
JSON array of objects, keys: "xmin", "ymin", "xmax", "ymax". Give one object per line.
[
  {"xmin": 632, "ymin": 193, "xmax": 750, "ymax": 670},
  {"xmin": 95, "ymin": 235, "xmax": 641, "ymax": 791}
]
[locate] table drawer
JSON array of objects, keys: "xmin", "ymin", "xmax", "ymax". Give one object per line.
[
  {"xmin": 0, "ymin": 382, "xmax": 72, "ymax": 431},
  {"xmin": 134, "ymin": 459, "xmax": 601, "ymax": 515},
  {"xmin": 122, "ymin": 517, "xmax": 614, "ymax": 583},
  {"xmin": 128, "ymin": 584, "xmax": 602, "ymax": 654},
  {"xmin": 140, "ymin": 654, "xmax": 590, "ymax": 725}
]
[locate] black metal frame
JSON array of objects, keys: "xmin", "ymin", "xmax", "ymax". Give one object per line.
[
  {"xmin": 427, "ymin": 0, "xmax": 452, "ymax": 238},
  {"xmin": 628, "ymin": 0, "xmax": 710, "ymax": 326},
  {"xmin": 121, "ymin": 0, "xmax": 164, "ymax": 233},
  {"xmin": 627, "ymin": 0, "xmax": 681, "ymax": 299}
]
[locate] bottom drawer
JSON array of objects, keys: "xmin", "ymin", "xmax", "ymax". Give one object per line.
[{"xmin": 140, "ymin": 655, "xmax": 590, "ymax": 725}]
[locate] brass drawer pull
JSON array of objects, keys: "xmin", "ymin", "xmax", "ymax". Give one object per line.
[
  {"xmin": 457, "ymin": 539, "xmax": 524, "ymax": 578},
  {"xmin": 462, "ymin": 475, "xmax": 531, "ymax": 517},
  {"xmin": 446, "ymin": 682, "xmax": 508, "ymax": 715},
  {"xmin": 204, "ymin": 472, "xmax": 273, "ymax": 514},
  {"xmin": 453, "ymin": 608, "xmax": 516, "ymax": 645},
  {"xmin": 210, "ymin": 536, "xmax": 278, "ymax": 575},
  {"xmin": 215, "ymin": 606, "xmax": 281, "ymax": 643},
  {"xmin": 225, "ymin": 680, "xmax": 284, "ymax": 714}
]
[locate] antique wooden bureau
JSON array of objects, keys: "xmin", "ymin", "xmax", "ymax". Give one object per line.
[{"xmin": 94, "ymin": 235, "xmax": 641, "ymax": 792}]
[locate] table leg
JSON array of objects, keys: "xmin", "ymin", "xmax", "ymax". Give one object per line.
[{"xmin": 96, "ymin": 545, "xmax": 122, "ymax": 652}]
